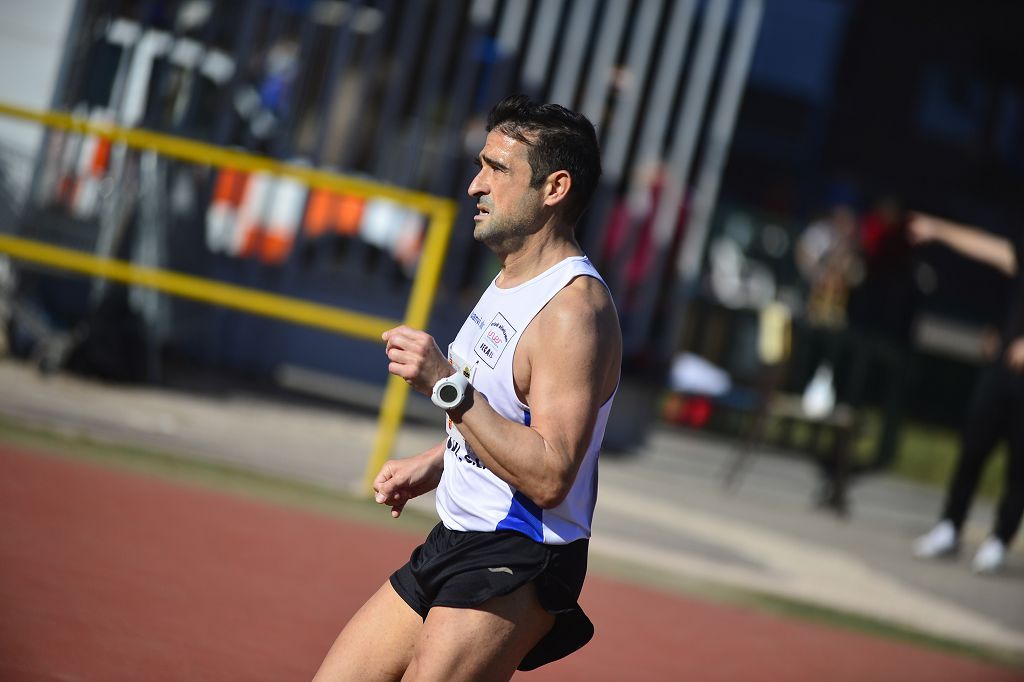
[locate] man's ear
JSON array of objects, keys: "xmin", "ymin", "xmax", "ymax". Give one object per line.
[{"xmin": 542, "ymin": 170, "xmax": 572, "ymax": 209}]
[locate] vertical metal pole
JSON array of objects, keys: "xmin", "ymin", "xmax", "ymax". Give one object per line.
[
  {"xmin": 630, "ymin": 0, "xmax": 698, "ymax": 173},
  {"xmin": 471, "ymin": 0, "xmax": 498, "ymax": 24},
  {"xmin": 548, "ymin": 0, "xmax": 598, "ymax": 108},
  {"xmin": 496, "ymin": 0, "xmax": 532, "ymax": 53},
  {"xmin": 134, "ymin": 149, "xmax": 168, "ymax": 382},
  {"xmin": 678, "ymin": 0, "xmax": 763, "ymax": 282},
  {"xmin": 46, "ymin": 0, "xmax": 90, "ymax": 110},
  {"xmin": 521, "ymin": 0, "xmax": 565, "ymax": 96},
  {"xmin": 214, "ymin": 2, "xmax": 259, "ymax": 146},
  {"xmin": 580, "ymin": 0, "xmax": 664, "ymax": 259},
  {"xmin": 309, "ymin": 1, "xmax": 366, "ymax": 165},
  {"xmin": 26, "ymin": 0, "xmax": 90, "ymax": 214},
  {"xmin": 370, "ymin": 0, "xmax": 429, "ymax": 178},
  {"xmin": 600, "ymin": 0, "xmax": 665, "ymax": 183},
  {"xmin": 396, "ymin": 1, "xmax": 462, "ymax": 186},
  {"xmin": 487, "ymin": 0, "xmax": 531, "ymax": 95},
  {"xmin": 337, "ymin": 0, "xmax": 396, "ymax": 170},
  {"xmin": 272, "ymin": 4, "xmax": 323, "ymax": 159},
  {"xmin": 666, "ymin": 0, "xmax": 763, "ymax": 354},
  {"xmin": 430, "ymin": 0, "xmax": 500, "ymax": 192},
  {"xmin": 605, "ymin": 0, "xmax": 697, "ymax": 296},
  {"xmin": 579, "ymin": 0, "xmax": 631, "ymax": 128},
  {"xmin": 173, "ymin": 7, "xmax": 222, "ymax": 136},
  {"xmin": 427, "ymin": 1, "xmax": 490, "ymax": 289},
  {"xmin": 623, "ymin": 0, "xmax": 730, "ymax": 352},
  {"xmin": 481, "ymin": 0, "xmax": 533, "ymax": 120}
]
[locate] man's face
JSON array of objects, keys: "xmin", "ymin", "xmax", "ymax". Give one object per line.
[{"xmin": 467, "ymin": 130, "xmax": 545, "ymax": 251}]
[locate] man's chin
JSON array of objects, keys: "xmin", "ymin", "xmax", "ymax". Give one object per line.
[{"xmin": 474, "ymin": 222, "xmax": 497, "ymax": 244}]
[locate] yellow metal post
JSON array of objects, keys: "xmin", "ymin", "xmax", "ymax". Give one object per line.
[
  {"xmin": 0, "ymin": 101, "xmax": 459, "ymax": 498},
  {"xmin": 363, "ymin": 204, "xmax": 456, "ymax": 491}
]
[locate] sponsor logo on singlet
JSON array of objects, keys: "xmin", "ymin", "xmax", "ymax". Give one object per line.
[
  {"xmin": 445, "ymin": 433, "xmax": 486, "ymax": 469},
  {"xmin": 470, "ymin": 312, "xmax": 485, "ymax": 329},
  {"xmin": 475, "ymin": 312, "xmax": 516, "ymax": 369}
]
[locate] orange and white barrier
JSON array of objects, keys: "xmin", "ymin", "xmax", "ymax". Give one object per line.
[
  {"xmin": 360, "ymin": 198, "xmax": 425, "ymax": 270},
  {"xmin": 259, "ymin": 175, "xmax": 306, "ymax": 264},
  {"xmin": 69, "ymin": 109, "xmax": 115, "ymax": 219},
  {"xmin": 205, "ymin": 167, "xmax": 249, "ymax": 254},
  {"xmin": 303, "ymin": 189, "xmax": 364, "ymax": 238},
  {"xmin": 393, "ymin": 211, "xmax": 425, "ymax": 271},
  {"xmin": 232, "ymin": 171, "xmax": 271, "ymax": 258},
  {"xmin": 206, "ymin": 170, "xmax": 307, "ymax": 265}
]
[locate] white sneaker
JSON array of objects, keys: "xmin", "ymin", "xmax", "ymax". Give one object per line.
[
  {"xmin": 972, "ymin": 537, "xmax": 1006, "ymax": 574},
  {"xmin": 913, "ymin": 520, "xmax": 959, "ymax": 558}
]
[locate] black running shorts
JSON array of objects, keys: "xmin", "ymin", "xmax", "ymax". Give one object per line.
[{"xmin": 389, "ymin": 522, "xmax": 592, "ymax": 671}]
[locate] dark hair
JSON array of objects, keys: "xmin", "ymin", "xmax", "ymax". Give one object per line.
[{"xmin": 486, "ymin": 95, "xmax": 602, "ymax": 225}]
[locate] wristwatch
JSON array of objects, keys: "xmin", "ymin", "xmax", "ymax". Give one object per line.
[{"xmin": 431, "ymin": 371, "xmax": 470, "ymax": 410}]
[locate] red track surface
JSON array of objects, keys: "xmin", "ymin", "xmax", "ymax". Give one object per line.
[{"xmin": 1, "ymin": 444, "xmax": 1020, "ymax": 681}]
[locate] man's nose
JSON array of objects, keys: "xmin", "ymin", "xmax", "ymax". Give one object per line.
[{"xmin": 467, "ymin": 171, "xmax": 487, "ymax": 198}]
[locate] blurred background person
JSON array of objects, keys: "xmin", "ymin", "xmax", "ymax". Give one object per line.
[
  {"xmin": 795, "ymin": 198, "xmax": 862, "ymax": 330},
  {"xmin": 850, "ymin": 195, "xmax": 916, "ymax": 341},
  {"xmin": 909, "ymin": 212, "xmax": 1024, "ymax": 574},
  {"xmin": 844, "ymin": 194, "xmax": 920, "ymax": 472}
]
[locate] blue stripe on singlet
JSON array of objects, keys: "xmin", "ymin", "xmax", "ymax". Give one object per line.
[
  {"xmin": 496, "ymin": 491, "xmax": 544, "ymax": 541},
  {"xmin": 495, "ymin": 407, "xmax": 542, "ymax": 541}
]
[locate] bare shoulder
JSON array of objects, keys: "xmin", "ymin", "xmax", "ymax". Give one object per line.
[
  {"xmin": 541, "ymin": 275, "xmax": 619, "ymax": 335},
  {"xmin": 522, "ymin": 275, "xmax": 621, "ymax": 394}
]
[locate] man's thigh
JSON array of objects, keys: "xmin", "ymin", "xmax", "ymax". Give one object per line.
[
  {"xmin": 313, "ymin": 580, "xmax": 423, "ymax": 682},
  {"xmin": 404, "ymin": 582, "xmax": 555, "ymax": 682}
]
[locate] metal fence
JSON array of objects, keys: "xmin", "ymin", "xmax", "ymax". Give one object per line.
[{"xmin": 29, "ymin": 0, "xmax": 761, "ymax": 359}]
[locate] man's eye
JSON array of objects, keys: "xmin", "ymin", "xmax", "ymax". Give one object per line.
[{"xmin": 472, "ymin": 158, "xmax": 483, "ymax": 168}]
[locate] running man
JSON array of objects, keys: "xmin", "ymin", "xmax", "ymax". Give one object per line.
[{"xmin": 314, "ymin": 95, "xmax": 621, "ymax": 680}]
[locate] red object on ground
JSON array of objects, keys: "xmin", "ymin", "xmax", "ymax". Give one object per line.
[{"xmin": 0, "ymin": 445, "xmax": 1019, "ymax": 681}]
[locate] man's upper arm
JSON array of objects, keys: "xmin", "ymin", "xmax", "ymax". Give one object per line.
[{"xmin": 522, "ymin": 280, "xmax": 619, "ymax": 472}]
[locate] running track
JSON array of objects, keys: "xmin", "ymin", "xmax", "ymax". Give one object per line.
[{"xmin": 1, "ymin": 445, "xmax": 1020, "ymax": 681}]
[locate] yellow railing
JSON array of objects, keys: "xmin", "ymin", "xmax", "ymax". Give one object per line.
[{"xmin": 0, "ymin": 101, "xmax": 457, "ymax": 492}]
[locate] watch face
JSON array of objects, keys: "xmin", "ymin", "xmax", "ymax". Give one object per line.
[{"xmin": 439, "ymin": 383, "xmax": 459, "ymax": 404}]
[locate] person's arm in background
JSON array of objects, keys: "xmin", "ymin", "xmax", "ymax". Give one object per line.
[
  {"xmin": 1006, "ymin": 337, "xmax": 1024, "ymax": 372},
  {"xmin": 911, "ymin": 212, "xmax": 1024, "ymax": 374},
  {"xmin": 908, "ymin": 212, "xmax": 1018, "ymax": 276}
]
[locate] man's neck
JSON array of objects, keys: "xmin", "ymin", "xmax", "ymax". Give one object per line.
[{"xmin": 494, "ymin": 223, "xmax": 582, "ymax": 289}]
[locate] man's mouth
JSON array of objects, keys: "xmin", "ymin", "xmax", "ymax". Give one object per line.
[{"xmin": 475, "ymin": 205, "xmax": 491, "ymax": 220}]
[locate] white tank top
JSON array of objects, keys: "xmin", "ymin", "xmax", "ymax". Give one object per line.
[{"xmin": 435, "ymin": 256, "xmax": 617, "ymax": 544}]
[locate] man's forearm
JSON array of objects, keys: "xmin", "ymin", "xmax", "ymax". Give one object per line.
[
  {"xmin": 450, "ymin": 388, "xmax": 572, "ymax": 508},
  {"xmin": 418, "ymin": 439, "xmax": 447, "ymax": 471}
]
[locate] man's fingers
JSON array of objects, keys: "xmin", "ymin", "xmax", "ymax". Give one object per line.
[
  {"xmin": 373, "ymin": 467, "xmax": 408, "ymax": 507},
  {"xmin": 373, "ymin": 461, "xmax": 400, "ymax": 501},
  {"xmin": 374, "ymin": 486, "xmax": 409, "ymax": 517},
  {"xmin": 382, "ymin": 325, "xmax": 410, "ymax": 343},
  {"xmin": 386, "ymin": 345, "xmax": 414, "ymax": 365},
  {"xmin": 375, "ymin": 487, "xmax": 404, "ymax": 505},
  {"xmin": 383, "ymin": 326, "xmax": 418, "ymax": 348}
]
